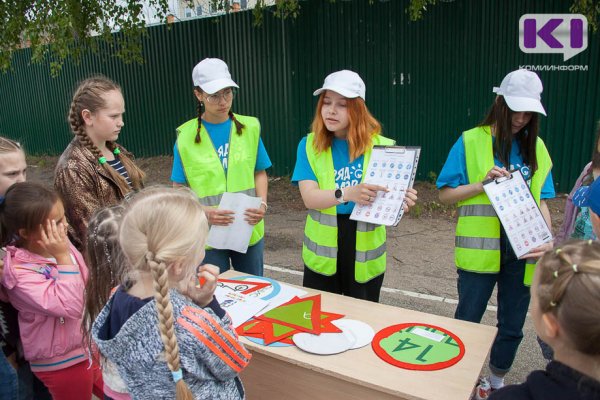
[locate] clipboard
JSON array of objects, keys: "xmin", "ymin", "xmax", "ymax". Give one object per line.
[
  {"xmin": 350, "ymin": 145, "xmax": 420, "ymax": 227},
  {"xmin": 482, "ymin": 169, "xmax": 552, "ymax": 258}
]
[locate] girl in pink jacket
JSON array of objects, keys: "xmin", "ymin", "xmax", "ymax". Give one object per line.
[{"xmin": 0, "ymin": 182, "xmax": 99, "ymax": 399}]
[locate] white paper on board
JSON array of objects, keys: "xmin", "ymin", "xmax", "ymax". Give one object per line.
[
  {"xmin": 206, "ymin": 192, "xmax": 262, "ymax": 253},
  {"xmin": 214, "ymin": 286, "xmax": 270, "ymax": 328}
]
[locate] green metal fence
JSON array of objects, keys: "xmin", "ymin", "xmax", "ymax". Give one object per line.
[{"xmin": 0, "ymin": 0, "xmax": 598, "ymax": 192}]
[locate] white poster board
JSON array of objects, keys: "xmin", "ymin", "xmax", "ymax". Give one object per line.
[
  {"xmin": 483, "ymin": 170, "xmax": 553, "ymax": 258},
  {"xmin": 350, "ymin": 146, "xmax": 420, "ymax": 226}
]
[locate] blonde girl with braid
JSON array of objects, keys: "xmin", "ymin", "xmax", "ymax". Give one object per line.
[
  {"xmin": 171, "ymin": 58, "xmax": 271, "ymax": 276},
  {"xmin": 92, "ymin": 187, "xmax": 250, "ymax": 400},
  {"xmin": 490, "ymin": 240, "xmax": 600, "ymax": 400},
  {"xmin": 55, "ymin": 75, "xmax": 145, "ymax": 251}
]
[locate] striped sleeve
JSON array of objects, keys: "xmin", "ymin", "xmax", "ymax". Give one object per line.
[{"xmin": 177, "ymin": 305, "xmax": 251, "ymax": 380}]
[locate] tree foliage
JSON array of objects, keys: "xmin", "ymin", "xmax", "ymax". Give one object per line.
[{"xmin": 0, "ymin": 0, "xmax": 597, "ymax": 77}]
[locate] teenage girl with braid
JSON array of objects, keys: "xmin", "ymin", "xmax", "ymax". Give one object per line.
[
  {"xmin": 489, "ymin": 240, "xmax": 600, "ymax": 400},
  {"xmin": 171, "ymin": 58, "xmax": 271, "ymax": 276},
  {"xmin": 92, "ymin": 187, "xmax": 250, "ymax": 400},
  {"xmin": 55, "ymin": 75, "xmax": 145, "ymax": 251}
]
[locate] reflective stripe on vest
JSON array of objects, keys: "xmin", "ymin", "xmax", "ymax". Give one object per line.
[
  {"xmin": 455, "ymin": 126, "xmax": 552, "ymax": 286},
  {"xmin": 176, "ymin": 114, "xmax": 264, "ymax": 246},
  {"xmin": 302, "ymin": 133, "xmax": 394, "ymax": 283}
]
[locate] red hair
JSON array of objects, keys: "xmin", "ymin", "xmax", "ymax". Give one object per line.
[{"xmin": 310, "ymin": 93, "xmax": 381, "ymax": 161}]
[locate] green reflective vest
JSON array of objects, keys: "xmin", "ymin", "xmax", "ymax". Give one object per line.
[
  {"xmin": 176, "ymin": 114, "xmax": 264, "ymax": 246},
  {"xmin": 455, "ymin": 126, "xmax": 552, "ymax": 286},
  {"xmin": 302, "ymin": 133, "xmax": 395, "ymax": 283}
]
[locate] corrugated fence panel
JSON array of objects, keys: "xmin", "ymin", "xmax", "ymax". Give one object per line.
[{"xmin": 0, "ymin": 0, "xmax": 598, "ymax": 191}]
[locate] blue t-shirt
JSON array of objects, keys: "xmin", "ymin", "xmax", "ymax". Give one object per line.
[
  {"xmin": 436, "ymin": 135, "xmax": 555, "ymax": 199},
  {"xmin": 292, "ymin": 136, "xmax": 365, "ymax": 214},
  {"xmin": 171, "ymin": 119, "xmax": 272, "ymax": 183}
]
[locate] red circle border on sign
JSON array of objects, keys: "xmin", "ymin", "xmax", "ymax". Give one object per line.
[{"xmin": 371, "ymin": 322, "xmax": 466, "ymax": 371}]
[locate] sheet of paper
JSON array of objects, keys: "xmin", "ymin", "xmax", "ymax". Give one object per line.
[
  {"xmin": 215, "ymin": 285, "xmax": 270, "ymax": 328},
  {"xmin": 206, "ymin": 192, "xmax": 262, "ymax": 253},
  {"xmin": 483, "ymin": 170, "xmax": 553, "ymax": 258},
  {"xmin": 351, "ymin": 146, "xmax": 420, "ymax": 226},
  {"xmin": 228, "ymin": 275, "xmax": 307, "ymax": 315}
]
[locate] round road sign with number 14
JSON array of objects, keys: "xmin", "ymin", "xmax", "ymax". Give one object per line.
[{"xmin": 372, "ymin": 323, "xmax": 465, "ymax": 371}]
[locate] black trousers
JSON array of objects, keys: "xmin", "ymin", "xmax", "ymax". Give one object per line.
[{"xmin": 303, "ymin": 214, "xmax": 384, "ymax": 302}]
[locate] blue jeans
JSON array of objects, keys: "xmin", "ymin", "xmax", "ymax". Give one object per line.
[
  {"xmin": 0, "ymin": 351, "xmax": 18, "ymax": 400},
  {"xmin": 204, "ymin": 239, "xmax": 264, "ymax": 276},
  {"xmin": 454, "ymin": 231, "xmax": 531, "ymax": 375}
]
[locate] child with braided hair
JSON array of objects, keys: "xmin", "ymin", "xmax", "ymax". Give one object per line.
[
  {"xmin": 490, "ymin": 239, "xmax": 600, "ymax": 399},
  {"xmin": 81, "ymin": 205, "xmax": 131, "ymax": 400},
  {"xmin": 55, "ymin": 75, "xmax": 145, "ymax": 251},
  {"xmin": 92, "ymin": 187, "xmax": 250, "ymax": 400},
  {"xmin": 171, "ymin": 58, "xmax": 271, "ymax": 276}
]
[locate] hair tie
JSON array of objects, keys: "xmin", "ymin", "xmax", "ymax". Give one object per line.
[
  {"xmin": 98, "ymin": 156, "xmax": 107, "ymax": 164},
  {"xmin": 113, "ymin": 147, "xmax": 121, "ymax": 155},
  {"xmin": 555, "ymin": 248, "xmax": 562, "ymax": 254},
  {"xmin": 145, "ymin": 251, "xmax": 154, "ymax": 263},
  {"xmin": 549, "ymin": 301, "xmax": 557, "ymax": 307},
  {"xmin": 553, "ymin": 270, "xmax": 559, "ymax": 278},
  {"xmin": 172, "ymin": 369, "xmax": 183, "ymax": 382},
  {"xmin": 572, "ymin": 264, "xmax": 579, "ymax": 273}
]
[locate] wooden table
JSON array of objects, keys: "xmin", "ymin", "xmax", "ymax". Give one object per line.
[{"xmin": 222, "ymin": 271, "xmax": 496, "ymax": 400}]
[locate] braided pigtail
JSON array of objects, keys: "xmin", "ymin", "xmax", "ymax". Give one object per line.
[
  {"xmin": 146, "ymin": 251, "xmax": 194, "ymax": 400},
  {"xmin": 228, "ymin": 110, "xmax": 245, "ymax": 136},
  {"xmin": 68, "ymin": 76, "xmax": 140, "ymax": 196},
  {"xmin": 106, "ymin": 142, "xmax": 145, "ymax": 190},
  {"xmin": 536, "ymin": 240, "xmax": 600, "ymax": 355},
  {"xmin": 195, "ymin": 99, "xmax": 203, "ymax": 144}
]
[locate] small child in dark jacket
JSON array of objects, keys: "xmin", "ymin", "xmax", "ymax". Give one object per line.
[{"xmin": 490, "ymin": 240, "xmax": 600, "ymax": 400}]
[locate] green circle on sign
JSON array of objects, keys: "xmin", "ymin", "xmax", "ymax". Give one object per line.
[{"xmin": 372, "ymin": 323, "xmax": 465, "ymax": 371}]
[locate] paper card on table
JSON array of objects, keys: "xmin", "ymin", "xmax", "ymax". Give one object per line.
[
  {"xmin": 206, "ymin": 192, "xmax": 262, "ymax": 253},
  {"xmin": 214, "ymin": 286, "xmax": 270, "ymax": 328},
  {"xmin": 256, "ymin": 294, "xmax": 322, "ymax": 334},
  {"xmin": 482, "ymin": 169, "xmax": 553, "ymax": 258},
  {"xmin": 351, "ymin": 145, "xmax": 421, "ymax": 227},
  {"xmin": 319, "ymin": 311, "xmax": 345, "ymax": 333},
  {"xmin": 236, "ymin": 318, "xmax": 261, "ymax": 336},
  {"xmin": 229, "ymin": 275, "xmax": 307, "ymax": 315},
  {"xmin": 217, "ymin": 278, "xmax": 272, "ymax": 295}
]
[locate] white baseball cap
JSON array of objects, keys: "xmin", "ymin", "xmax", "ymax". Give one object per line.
[
  {"xmin": 313, "ymin": 70, "xmax": 366, "ymax": 100},
  {"xmin": 492, "ymin": 69, "xmax": 546, "ymax": 116},
  {"xmin": 192, "ymin": 58, "xmax": 239, "ymax": 94}
]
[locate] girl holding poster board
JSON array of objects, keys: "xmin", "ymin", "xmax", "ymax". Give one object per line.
[
  {"xmin": 292, "ymin": 70, "xmax": 417, "ymax": 302},
  {"xmin": 437, "ymin": 69, "xmax": 555, "ymax": 394}
]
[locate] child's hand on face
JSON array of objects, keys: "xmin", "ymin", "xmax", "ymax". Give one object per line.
[
  {"xmin": 184, "ymin": 264, "xmax": 220, "ymax": 307},
  {"xmin": 37, "ymin": 219, "xmax": 71, "ymax": 265}
]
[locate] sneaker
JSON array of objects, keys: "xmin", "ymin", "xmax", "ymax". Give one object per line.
[{"xmin": 472, "ymin": 377, "xmax": 492, "ymax": 400}]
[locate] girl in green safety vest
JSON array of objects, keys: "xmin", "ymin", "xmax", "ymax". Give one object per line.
[
  {"xmin": 437, "ymin": 69, "xmax": 555, "ymax": 395},
  {"xmin": 292, "ymin": 70, "xmax": 418, "ymax": 302},
  {"xmin": 171, "ymin": 58, "xmax": 272, "ymax": 276}
]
